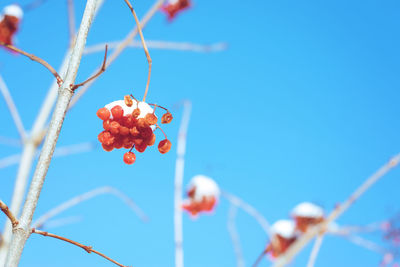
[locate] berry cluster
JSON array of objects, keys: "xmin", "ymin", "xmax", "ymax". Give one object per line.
[
  {"xmin": 263, "ymin": 202, "xmax": 324, "ymax": 259},
  {"xmin": 161, "ymin": 0, "xmax": 191, "ymax": 20},
  {"xmin": 97, "ymin": 95, "xmax": 172, "ymax": 165},
  {"xmin": 0, "ymin": 5, "xmax": 23, "ymax": 46},
  {"xmin": 182, "ymin": 175, "xmax": 220, "ymax": 216}
]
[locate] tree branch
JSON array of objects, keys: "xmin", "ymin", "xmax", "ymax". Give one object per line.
[
  {"xmin": 71, "ymin": 44, "xmax": 108, "ymax": 90},
  {"xmin": 0, "ymin": 43, "xmax": 63, "ymax": 86},
  {"xmin": 0, "ymin": 201, "xmax": 19, "ymax": 228},
  {"xmin": 0, "ymin": 74, "xmax": 26, "ymax": 140},
  {"xmin": 67, "ymin": 0, "xmax": 76, "ymax": 47},
  {"xmin": 69, "ymin": 0, "xmax": 165, "ymax": 109},
  {"xmin": 306, "ymin": 234, "xmax": 324, "ymax": 267},
  {"xmin": 84, "ymin": 40, "xmax": 227, "ymax": 54},
  {"xmin": 33, "ymin": 186, "xmax": 148, "ymax": 229},
  {"xmin": 31, "ymin": 229, "xmax": 129, "ymax": 267},
  {"xmin": 272, "ymin": 153, "xmax": 400, "ymax": 267},
  {"xmin": 174, "ymin": 100, "xmax": 192, "ymax": 267},
  {"xmin": 5, "ymin": 1, "xmax": 100, "ymax": 265},
  {"xmin": 227, "ymin": 204, "xmax": 245, "ymax": 267}
]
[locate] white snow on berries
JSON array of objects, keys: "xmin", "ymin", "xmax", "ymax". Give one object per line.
[
  {"xmin": 271, "ymin": 220, "xmax": 297, "ymax": 239},
  {"xmin": 105, "ymin": 100, "xmax": 154, "ymax": 119},
  {"xmin": 188, "ymin": 175, "xmax": 220, "ymax": 202},
  {"xmin": 3, "ymin": 5, "xmax": 23, "ymax": 20},
  {"xmin": 291, "ymin": 202, "xmax": 324, "ymax": 219}
]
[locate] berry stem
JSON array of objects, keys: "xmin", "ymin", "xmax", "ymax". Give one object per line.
[{"xmin": 156, "ymin": 124, "xmax": 168, "ymax": 139}]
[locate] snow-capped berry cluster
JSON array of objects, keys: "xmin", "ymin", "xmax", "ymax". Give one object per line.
[
  {"xmin": 291, "ymin": 202, "xmax": 324, "ymax": 232},
  {"xmin": 97, "ymin": 95, "xmax": 173, "ymax": 165},
  {"xmin": 0, "ymin": 4, "xmax": 23, "ymax": 46},
  {"xmin": 161, "ymin": 0, "xmax": 191, "ymax": 20},
  {"xmin": 265, "ymin": 220, "xmax": 298, "ymax": 258},
  {"xmin": 182, "ymin": 175, "xmax": 220, "ymax": 216},
  {"xmin": 262, "ymin": 202, "xmax": 325, "ymax": 261}
]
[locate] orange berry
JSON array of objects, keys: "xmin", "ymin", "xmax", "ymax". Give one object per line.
[
  {"xmin": 123, "ymin": 152, "xmax": 136, "ymax": 164},
  {"xmin": 140, "ymin": 126, "xmax": 152, "ymax": 138},
  {"xmin": 97, "ymin": 107, "xmax": 110, "ymax": 121},
  {"xmin": 124, "ymin": 95, "xmax": 133, "ymax": 107},
  {"xmin": 113, "ymin": 137, "xmax": 124, "ymax": 149},
  {"xmin": 130, "ymin": 126, "xmax": 140, "ymax": 137},
  {"xmin": 111, "ymin": 105, "xmax": 124, "ymax": 119},
  {"xmin": 158, "ymin": 139, "xmax": 172, "ymax": 154},
  {"xmin": 133, "ymin": 138, "xmax": 143, "ymax": 146},
  {"xmin": 135, "ymin": 143, "xmax": 147, "ymax": 153},
  {"xmin": 103, "ymin": 119, "xmax": 111, "ymax": 131},
  {"xmin": 122, "ymin": 136, "xmax": 134, "ymax": 149},
  {"xmin": 132, "ymin": 108, "xmax": 140, "ymax": 118},
  {"xmin": 137, "ymin": 118, "xmax": 149, "ymax": 128},
  {"xmin": 145, "ymin": 113, "xmax": 157, "ymax": 125},
  {"xmin": 98, "ymin": 131, "xmax": 114, "ymax": 145},
  {"xmin": 119, "ymin": 126, "xmax": 130, "ymax": 136},
  {"xmin": 161, "ymin": 112, "xmax": 173, "ymax": 124},
  {"xmin": 109, "ymin": 121, "xmax": 120, "ymax": 135},
  {"xmin": 102, "ymin": 143, "xmax": 114, "ymax": 152},
  {"xmin": 146, "ymin": 133, "xmax": 156, "ymax": 146},
  {"xmin": 122, "ymin": 115, "xmax": 137, "ymax": 128}
]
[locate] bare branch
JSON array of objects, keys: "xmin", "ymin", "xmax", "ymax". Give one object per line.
[
  {"xmin": 72, "ymin": 45, "xmax": 108, "ymax": 90},
  {"xmin": 0, "ymin": 142, "xmax": 95, "ymax": 169},
  {"xmin": 84, "ymin": 40, "xmax": 227, "ymax": 54},
  {"xmin": 0, "ymin": 75, "xmax": 26, "ymax": 140},
  {"xmin": 306, "ymin": 234, "xmax": 324, "ymax": 267},
  {"xmin": 69, "ymin": 0, "xmax": 165, "ymax": 109},
  {"xmin": 0, "ymin": 43, "xmax": 63, "ymax": 86},
  {"xmin": 67, "ymin": 0, "xmax": 76, "ymax": 47},
  {"xmin": 173, "ymin": 101, "xmax": 192, "ymax": 267},
  {"xmin": 227, "ymin": 204, "xmax": 245, "ymax": 267},
  {"xmin": 6, "ymin": 1, "xmax": 100, "ymax": 265},
  {"xmin": 0, "ymin": 201, "xmax": 19, "ymax": 228},
  {"xmin": 31, "ymin": 229, "xmax": 129, "ymax": 267},
  {"xmin": 123, "ymin": 0, "xmax": 152, "ymax": 102},
  {"xmin": 33, "ymin": 186, "xmax": 148, "ymax": 228},
  {"xmin": 272, "ymin": 153, "xmax": 400, "ymax": 267},
  {"xmin": 221, "ymin": 191, "xmax": 272, "ymax": 237}
]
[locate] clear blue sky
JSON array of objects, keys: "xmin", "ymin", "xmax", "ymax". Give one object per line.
[{"xmin": 1, "ymin": 0, "xmax": 400, "ymax": 266}]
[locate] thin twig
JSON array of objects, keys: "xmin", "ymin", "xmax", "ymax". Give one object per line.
[
  {"xmin": 84, "ymin": 40, "xmax": 227, "ymax": 54},
  {"xmin": 6, "ymin": 1, "xmax": 100, "ymax": 265},
  {"xmin": 174, "ymin": 101, "xmax": 192, "ymax": 267},
  {"xmin": 272, "ymin": 153, "xmax": 400, "ymax": 267},
  {"xmin": 72, "ymin": 45, "xmax": 108, "ymax": 90},
  {"xmin": 0, "ymin": 142, "xmax": 95, "ymax": 169},
  {"xmin": 227, "ymin": 204, "xmax": 245, "ymax": 267},
  {"xmin": 33, "ymin": 186, "xmax": 148, "ymax": 228},
  {"xmin": 69, "ymin": 0, "xmax": 165, "ymax": 109},
  {"xmin": 306, "ymin": 234, "xmax": 324, "ymax": 267},
  {"xmin": 0, "ymin": 201, "xmax": 19, "ymax": 228},
  {"xmin": 221, "ymin": 191, "xmax": 272, "ymax": 237},
  {"xmin": 343, "ymin": 235, "xmax": 387, "ymax": 254},
  {"xmin": 252, "ymin": 249, "xmax": 267, "ymax": 267},
  {"xmin": 0, "ymin": 43, "xmax": 63, "ymax": 86},
  {"xmin": 123, "ymin": 0, "xmax": 152, "ymax": 102},
  {"xmin": 0, "ymin": 74, "xmax": 26, "ymax": 140},
  {"xmin": 67, "ymin": 0, "xmax": 76, "ymax": 47},
  {"xmin": 31, "ymin": 229, "xmax": 129, "ymax": 267}
]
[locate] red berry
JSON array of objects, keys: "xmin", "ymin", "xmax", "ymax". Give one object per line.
[
  {"xmin": 98, "ymin": 131, "xmax": 114, "ymax": 145},
  {"xmin": 130, "ymin": 127, "xmax": 140, "ymax": 137},
  {"xmin": 132, "ymin": 108, "xmax": 141, "ymax": 118},
  {"xmin": 109, "ymin": 121, "xmax": 120, "ymax": 135},
  {"xmin": 137, "ymin": 118, "xmax": 149, "ymax": 128},
  {"xmin": 158, "ymin": 139, "xmax": 172, "ymax": 154},
  {"xmin": 119, "ymin": 125, "xmax": 130, "ymax": 136},
  {"xmin": 111, "ymin": 105, "xmax": 124, "ymax": 119},
  {"xmin": 123, "ymin": 152, "xmax": 136, "ymax": 164},
  {"xmin": 135, "ymin": 143, "xmax": 147, "ymax": 153},
  {"xmin": 97, "ymin": 107, "xmax": 110, "ymax": 121},
  {"xmin": 113, "ymin": 137, "xmax": 124, "ymax": 149},
  {"xmin": 103, "ymin": 119, "xmax": 111, "ymax": 131},
  {"xmin": 122, "ymin": 115, "xmax": 137, "ymax": 128},
  {"xmin": 145, "ymin": 113, "xmax": 157, "ymax": 125},
  {"xmin": 133, "ymin": 138, "xmax": 143, "ymax": 146},
  {"xmin": 161, "ymin": 112, "xmax": 173, "ymax": 124},
  {"xmin": 102, "ymin": 143, "xmax": 114, "ymax": 152},
  {"xmin": 146, "ymin": 133, "xmax": 156, "ymax": 146},
  {"xmin": 140, "ymin": 126, "xmax": 152, "ymax": 138}
]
